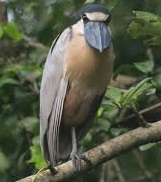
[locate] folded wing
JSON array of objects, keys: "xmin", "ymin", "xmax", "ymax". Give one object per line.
[{"xmin": 40, "ymin": 28, "xmax": 71, "ymax": 162}]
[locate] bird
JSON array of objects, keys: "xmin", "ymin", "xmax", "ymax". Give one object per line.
[{"xmin": 40, "ymin": 4, "xmax": 114, "ymax": 171}]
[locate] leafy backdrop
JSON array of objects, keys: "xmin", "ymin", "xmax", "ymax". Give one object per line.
[{"xmin": 1, "ymin": 0, "xmax": 161, "ymax": 181}]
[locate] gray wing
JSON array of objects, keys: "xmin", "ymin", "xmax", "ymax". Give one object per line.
[{"xmin": 40, "ymin": 28, "xmax": 71, "ymax": 162}]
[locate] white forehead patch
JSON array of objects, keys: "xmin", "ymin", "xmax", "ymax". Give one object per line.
[{"xmin": 85, "ymin": 12, "xmax": 109, "ymax": 21}]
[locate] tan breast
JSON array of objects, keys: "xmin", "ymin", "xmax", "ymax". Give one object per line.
[{"xmin": 64, "ymin": 34, "xmax": 114, "ymax": 95}]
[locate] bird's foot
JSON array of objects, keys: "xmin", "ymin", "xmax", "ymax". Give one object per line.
[
  {"xmin": 70, "ymin": 152, "xmax": 92, "ymax": 172},
  {"xmin": 70, "ymin": 151, "xmax": 81, "ymax": 172},
  {"xmin": 48, "ymin": 162, "xmax": 57, "ymax": 175},
  {"xmin": 32, "ymin": 165, "xmax": 53, "ymax": 182},
  {"xmin": 32, "ymin": 163, "xmax": 58, "ymax": 182}
]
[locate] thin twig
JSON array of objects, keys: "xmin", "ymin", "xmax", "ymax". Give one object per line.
[
  {"xmin": 23, "ymin": 36, "xmax": 45, "ymax": 49},
  {"xmin": 116, "ymin": 102, "xmax": 161, "ymax": 124}
]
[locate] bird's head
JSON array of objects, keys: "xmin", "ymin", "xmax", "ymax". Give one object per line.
[{"xmin": 75, "ymin": 4, "xmax": 112, "ymax": 52}]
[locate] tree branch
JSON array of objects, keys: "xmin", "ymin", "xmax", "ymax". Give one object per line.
[{"xmin": 17, "ymin": 120, "xmax": 161, "ymax": 182}]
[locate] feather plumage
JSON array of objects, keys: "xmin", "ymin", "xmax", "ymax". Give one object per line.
[
  {"xmin": 40, "ymin": 28, "xmax": 71, "ymax": 162},
  {"xmin": 40, "ymin": 4, "xmax": 114, "ymax": 166}
]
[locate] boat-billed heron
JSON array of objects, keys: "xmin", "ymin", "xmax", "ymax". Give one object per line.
[{"xmin": 40, "ymin": 4, "xmax": 114, "ymax": 171}]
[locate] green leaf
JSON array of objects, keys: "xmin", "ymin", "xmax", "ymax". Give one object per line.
[
  {"xmin": 98, "ymin": 118, "xmax": 111, "ymax": 131},
  {"xmin": 0, "ymin": 26, "xmax": 3, "ymax": 38},
  {"xmin": 32, "ymin": 136, "xmax": 40, "ymax": 145},
  {"xmin": 1, "ymin": 64, "xmax": 23, "ymax": 75},
  {"xmin": 19, "ymin": 65, "xmax": 42, "ymax": 82},
  {"xmin": 28, "ymin": 144, "xmax": 47, "ymax": 170},
  {"xmin": 139, "ymin": 143, "xmax": 156, "ymax": 151},
  {"xmin": 82, "ymin": 132, "xmax": 92, "ymax": 148},
  {"xmin": 120, "ymin": 77, "xmax": 152, "ymax": 108},
  {"xmin": 134, "ymin": 60, "xmax": 154, "ymax": 73},
  {"xmin": 3, "ymin": 22, "xmax": 23, "ymax": 41},
  {"xmin": 144, "ymin": 35, "xmax": 161, "ymax": 46},
  {"xmin": 133, "ymin": 11, "xmax": 161, "ymax": 22},
  {"xmin": 106, "ymin": 87, "xmax": 122, "ymax": 105},
  {"xmin": 20, "ymin": 117, "xmax": 39, "ymax": 134},
  {"xmin": 0, "ymin": 77, "xmax": 19, "ymax": 88},
  {"xmin": 152, "ymin": 73, "xmax": 161, "ymax": 90},
  {"xmin": 128, "ymin": 11, "xmax": 161, "ymax": 46},
  {"xmin": 128, "ymin": 21, "xmax": 161, "ymax": 39},
  {"xmin": 110, "ymin": 127, "xmax": 128, "ymax": 137},
  {"xmin": 103, "ymin": 105, "xmax": 119, "ymax": 120},
  {"xmin": 0, "ymin": 151, "xmax": 9, "ymax": 172},
  {"xmin": 97, "ymin": 107, "xmax": 104, "ymax": 117},
  {"xmin": 107, "ymin": 0, "xmax": 118, "ymax": 10}
]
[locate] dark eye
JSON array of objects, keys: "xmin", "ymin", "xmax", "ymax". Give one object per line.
[{"xmin": 82, "ymin": 14, "xmax": 89, "ymax": 23}]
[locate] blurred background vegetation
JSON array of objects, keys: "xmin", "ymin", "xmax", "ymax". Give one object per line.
[{"xmin": 0, "ymin": 0, "xmax": 161, "ymax": 181}]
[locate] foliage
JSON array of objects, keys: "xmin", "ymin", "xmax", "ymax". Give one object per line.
[
  {"xmin": 0, "ymin": 22, "xmax": 23, "ymax": 40},
  {"xmin": 1, "ymin": 0, "xmax": 161, "ymax": 182},
  {"xmin": 134, "ymin": 59, "xmax": 154, "ymax": 74},
  {"xmin": 139, "ymin": 143, "xmax": 156, "ymax": 151},
  {"xmin": 120, "ymin": 77, "xmax": 152, "ymax": 108},
  {"xmin": 0, "ymin": 38, "xmax": 46, "ymax": 181},
  {"xmin": 128, "ymin": 11, "xmax": 161, "ymax": 46},
  {"xmin": 106, "ymin": 78, "xmax": 152, "ymax": 109},
  {"xmin": 28, "ymin": 136, "xmax": 47, "ymax": 170}
]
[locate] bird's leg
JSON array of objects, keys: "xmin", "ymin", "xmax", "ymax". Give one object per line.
[
  {"xmin": 70, "ymin": 127, "xmax": 82, "ymax": 171},
  {"xmin": 70, "ymin": 127, "xmax": 92, "ymax": 171}
]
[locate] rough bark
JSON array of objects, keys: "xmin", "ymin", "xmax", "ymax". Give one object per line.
[{"xmin": 17, "ymin": 120, "xmax": 161, "ymax": 182}]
